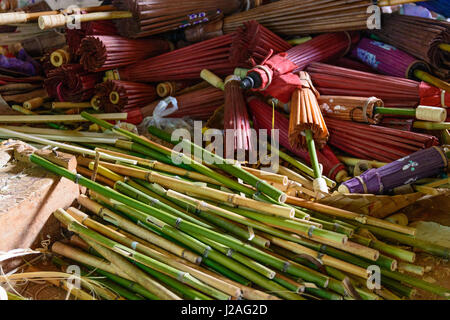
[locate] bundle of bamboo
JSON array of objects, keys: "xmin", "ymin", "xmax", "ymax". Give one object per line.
[
  {"xmin": 94, "ymin": 80, "xmax": 157, "ymax": 113},
  {"xmin": 44, "ymin": 64, "xmax": 102, "ymax": 102},
  {"xmin": 79, "ymin": 35, "xmax": 172, "ymax": 72},
  {"xmin": 24, "ymin": 129, "xmax": 450, "ymax": 300}
]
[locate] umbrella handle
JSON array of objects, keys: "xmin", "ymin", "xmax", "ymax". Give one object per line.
[
  {"xmin": 414, "ymin": 70, "xmax": 450, "ymax": 92},
  {"xmin": 439, "ymin": 44, "xmax": 450, "ymax": 53},
  {"xmin": 200, "ymin": 69, "xmax": 225, "ymax": 91},
  {"xmin": 305, "ymin": 129, "xmax": 328, "ymax": 198}
]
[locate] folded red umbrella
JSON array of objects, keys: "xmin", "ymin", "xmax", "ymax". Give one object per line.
[
  {"xmin": 248, "ymin": 96, "xmax": 348, "ymax": 181},
  {"xmin": 140, "ymin": 87, "xmax": 224, "ymax": 121},
  {"xmin": 308, "ymin": 62, "xmax": 450, "ymax": 108},
  {"xmin": 118, "ymin": 33, "xmax": 240, "ymax": 82},
  {"xmin": 66, "ymin": 21, "xmax": 118, "ymax": 55},
  {"xmin": 79, "ymin": 35, "xmax": 172, "ymax": 72},
  {"xmin": 44, "ymin": 64, "xmax": 102, "ymax": 102},
  {"xmin": 241, "ymin": 32, "xmax": 360, "ymax": 103},
  {"xmin": 94, "ymin": 80, "xmax": 157, "ymax": 113},
  {"xmin": 325, "ymin": 117, "xmax": 440, "ymax": 163}
]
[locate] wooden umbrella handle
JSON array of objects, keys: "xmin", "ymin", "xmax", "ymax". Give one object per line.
[
  {"xmin": 0, "ymin": 12, "xmax": 29, "ymax": 25},
  {"xmin": 39, "ymin": 11, "xmax": 132, "ymax": 30}
]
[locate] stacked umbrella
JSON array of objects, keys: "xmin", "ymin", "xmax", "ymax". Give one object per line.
[
  {"xmin": 79, "ymin": 35, "xmax": 172, "ymax": 72},
  {"xmin": 112, "ymin": 0, "xmax": 243, "ymax": 38},
  {"xmin": 94, "ymin": 80, "xmax": 158, "ymax": 114},
  {"xmin": 307, "ymin": 62, "xmax": 450, "ymax": 108},
  {"xmin": 44, "ymin": 64, "xmax": 102, "ymax": 102},
  {"xmin": 325, "ymin": 117, "xmax": 440, "ymax": 163}
]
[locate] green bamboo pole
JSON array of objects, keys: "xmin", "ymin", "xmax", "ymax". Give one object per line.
[
  {"xmin": 81, "ymin": 112, "xmax": 257, "ymax": 197},
  {"xmin": 398, "ymin": 263, "xmax": 425, "ymax": 276},
  {"xmin": 115, "ymin": 140, "xmax": 192, "ymax": 170},
  {"xmin": 305, "ymin": 287, "xmax": 343, "ymax": 300},
  {"xmin": 87, "ymin": 188, "xmax": 303, "ymax": 300},
  {"xmin": 381, "ymin": 277, "xmax": 417, "ymax": 299},
  {"xmin": 216, "ymin": 204, "xmax": 347, "ymax": 245},
  {"xmin": 196, "ymin": 236, "xmax": 276, "ymax": 280},
  {"xmin": 137, "ymin": 180, "xmax": 270, "ymax": 248},
  {"xmin": 267, "ymin": 143, "xmax": 336, "ymax": 188},
  {"xmin": 413, "ymin": 121, "xmax": 450, "ymax": 130},
  {"xmin": 352, "ymin": 234, "xmax": 415, "ymax": 263},
  {"xmin": 94, "ymin": 269, "xmax": 158, "ymax": 300},
  {"xmin": 272, "ymin": 274, "xmax": 305, "ymax": 294},
  {"xmin": 202, "ymin": 259, "xmax": 252, "ymax": 287},
  {"xmin": 147, "ymin": 125, "xmax": 287, "ymax": 202},
  {"xmin": 63, "ymin": 208, "xmax": 231, "ymax": 300},
  {"xmin": 81, "ymin": 194, "xmax": 202, "ymax": 265},
  {"xmin": 252, "ymin": 193, "xmax": 310, "ymax": 220},
  {"xmin": 51, "ymin": 256, "xmax": 144, "ymax": 300},
  {"xmin": 133, "ymin": 261, "xmax": 212, "ymax": 300},
  {"xmin": 358, "ymin": 224, "xmax": 450, "ymax": 259}
]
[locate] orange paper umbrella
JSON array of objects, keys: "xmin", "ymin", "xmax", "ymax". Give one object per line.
[{"xmin": 289, "ymin": 71, "xmax": 329, "ymax": 197}]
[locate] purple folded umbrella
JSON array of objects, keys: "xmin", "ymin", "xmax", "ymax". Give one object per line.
[
  {"xmin": 351, "ymin": 37, "xmax": 429, "ymax": 80},
  {"xmin": 0, "ymin": 52, "xmax": 36, "ymax": 76},
  {"xmin": 340, "ymin": 146, "xmax": 448, "ymax": 194}
]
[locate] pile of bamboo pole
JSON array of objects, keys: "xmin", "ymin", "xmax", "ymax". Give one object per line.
[{"xmin": 5, "ymin": 112, "xmax": 445, "ymax": 301}]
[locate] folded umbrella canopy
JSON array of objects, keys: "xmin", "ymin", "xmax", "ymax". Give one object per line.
[
  {"xmin": 79, "ymin": 35, "xmax": 172, "ymax": 72},
  {"xmin": 325, "ymin": 117, "xmax": 440, "ymax": 163},
  {"xmin": 66, "ymin": 21, "xmax": 118, "ymax": 56},
  {"xmin": 307, "ymin": 62, "xmax": 450, "ymax": 108},
  {"xmin": 241, "ymin": 32, "xmax": 360, "ymax": 103},
  {"xmin": 248, "ymin": 96, "xmax": 348, "ymax": 182},
  {"xmin": 372, "ymin": 14, "xmax": 450, "ymax": 80},
  {"xmin": 93, "ymin": 80, "xmax": 157, "ymax": 113},
  {"xmin": 339, "ymin": 147, "xmax": 448, "ymax": 194},
  {"xmin": 351, "ymin": 37, "xmax": 450, "ymax": 92},
  {"xmin": 111, "ymin": 0, "xmax": 243, "ymax": 38},
  {"xmin": 44, "ymin": 64, "xmax": 102, "ymax": 102}
]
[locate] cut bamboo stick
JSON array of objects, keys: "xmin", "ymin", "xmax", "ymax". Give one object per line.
[
  {"xmin": 78, "ymin": 194, "xmax": 202, "ymax": 265},
  {"xmin": 0, "ymin": 113, "xmax": 127, "ymax": 123},
  {"xmin": 0, "ymin": 127, "xmax": 136, "ymax": 164},
  {"xmin": 286, "ymin": 196, "xmax": 417, "ymax": 236},
  {"xmin": 95, "ymin": 161, "xmax": 295, "ymax": 219}
]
